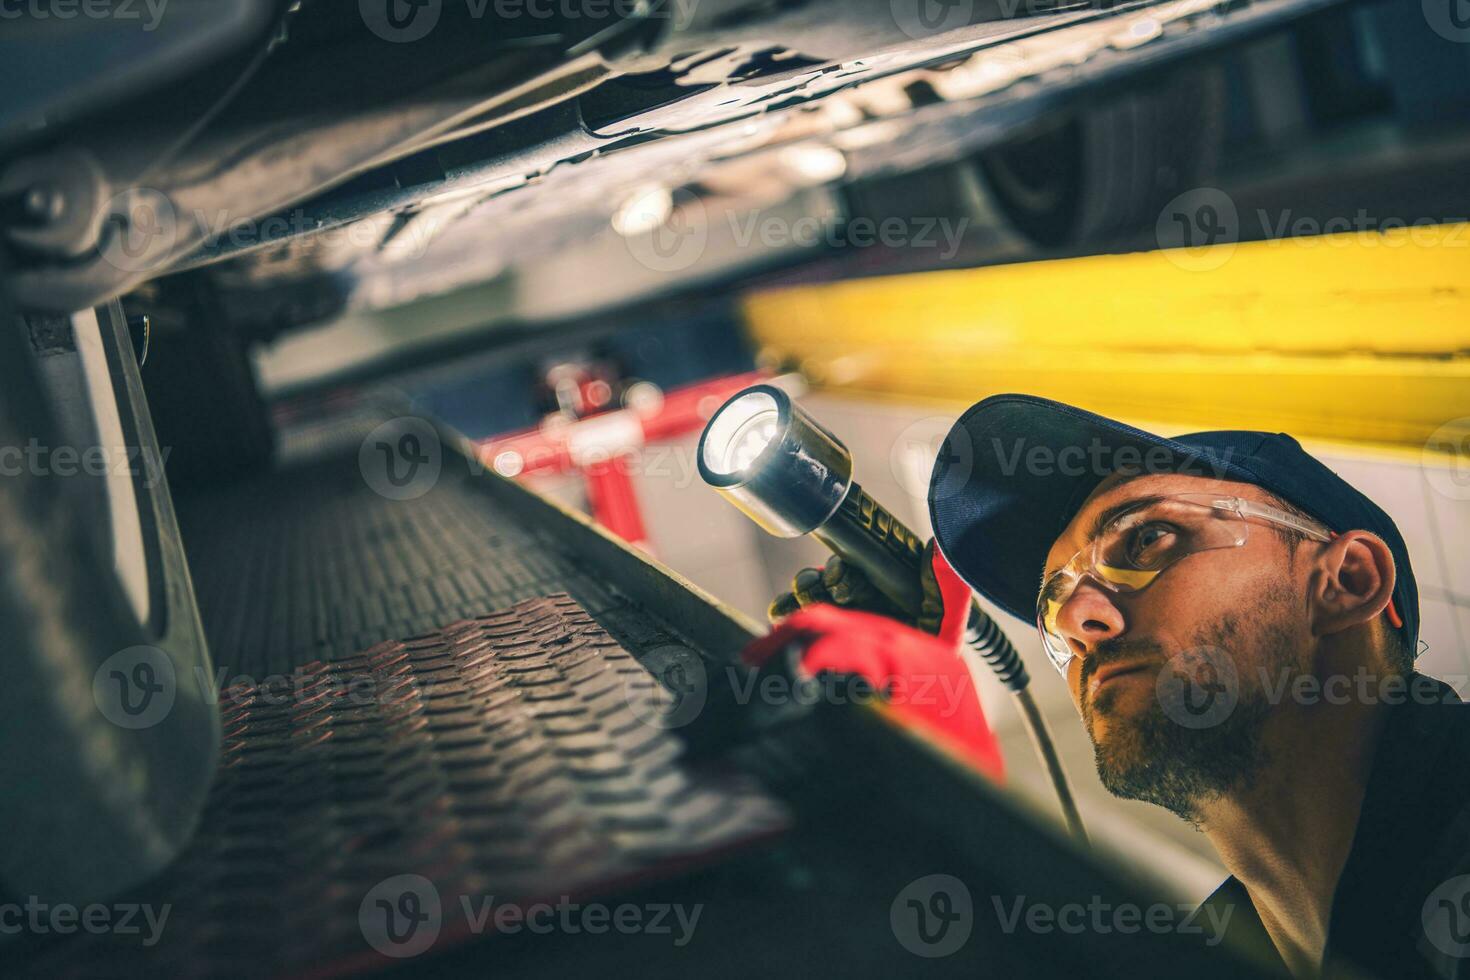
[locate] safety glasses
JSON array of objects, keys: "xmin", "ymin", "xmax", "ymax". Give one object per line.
[{"xmin": 1036, "ymin": 493, "xmax": 1331, "ymax": 675}]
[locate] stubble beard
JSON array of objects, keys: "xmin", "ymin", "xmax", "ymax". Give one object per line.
[{"xmin": 1083, "ymin": 595, "xmax": 1298, "ymax": 825}]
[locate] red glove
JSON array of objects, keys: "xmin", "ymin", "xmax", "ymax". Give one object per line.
[{"xmin": 742, "ymin": 547, "xmax": 1004, "ymax": 781}]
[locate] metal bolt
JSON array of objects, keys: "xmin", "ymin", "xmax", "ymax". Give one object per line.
[{"xmin": 22, "ymin": 184, "xmax": 65, "ymax": 225}]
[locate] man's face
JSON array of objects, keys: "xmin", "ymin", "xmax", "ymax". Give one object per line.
[{"xmin": 1042, "ymin": 473, "xmax": 1314, "ymax": 821}]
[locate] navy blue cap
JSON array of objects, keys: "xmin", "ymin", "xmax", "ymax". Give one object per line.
[{"xmin": 927, "ymin": 394, "xmax": 1419, "ymax": 651}]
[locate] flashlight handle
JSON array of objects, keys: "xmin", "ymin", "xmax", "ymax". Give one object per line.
[
  {"xmin": 796, "ymin": 486, "xmax": 1080, "ymax": 838},
  {"xmin": 812, "ymin": 483, "xmax": 1031, "ymax": 693},
  {"xmin": 811, "ymin": 483, "xmax": 927, "ymax": 618}
]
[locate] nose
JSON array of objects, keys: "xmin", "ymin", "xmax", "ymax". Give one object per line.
[{"xmin": 1053, "ymin": 579, "xmax": 1126, "ymax": 659}]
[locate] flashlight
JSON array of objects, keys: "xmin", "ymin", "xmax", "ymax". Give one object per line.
[
  {"xmin": 697, "ymin": 383, "xmax": 1025, "ymax": 686},
  {"xmin": 698, "ymin": 383, "xmax": 1086, "ymax": 841},
  {"xmin": 697, "ymin": 384, "xmax": 935, "ymax": 620}
]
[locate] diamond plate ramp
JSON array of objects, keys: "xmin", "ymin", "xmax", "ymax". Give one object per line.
[
  {"xmin": 18, "ymin": 593, "xmax": 785, "ymax": 978},
  {"xmin": 173, "ymin": 450, "xmax": 615, "ymax": 680}
]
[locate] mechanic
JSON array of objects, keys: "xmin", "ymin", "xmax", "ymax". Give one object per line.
[{"xmin": 749, "ymin": 394, "xmax": 1470, "ymax": 980}]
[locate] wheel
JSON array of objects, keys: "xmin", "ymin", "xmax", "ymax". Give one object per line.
[
  {"xmin": 979, "ymin": 65, "xmax": 1228, "ymax": 248},
  {"xmin": 0, "ymin": 271, "xmax": 219, "ymax": 906}
]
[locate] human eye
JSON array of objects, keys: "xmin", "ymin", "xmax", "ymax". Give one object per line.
[{"xmin": 1124, "ymin": 521, "xmax": 1178, "ymax": 568}]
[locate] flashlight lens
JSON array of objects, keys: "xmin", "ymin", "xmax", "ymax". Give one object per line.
[
  {"xmin": 725, "ymin": 412, "xmax": 779, "ymax": 473},
  {"xmin": 699, "ymin": 384, "xmax": 853, "ymax": 537},
  {"xmin": 702, "ymin": 391, "xmax": 781, "ymax": 477}
]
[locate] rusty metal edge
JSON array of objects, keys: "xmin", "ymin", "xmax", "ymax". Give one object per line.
[{"xmin": 436, "ymin": 421, "xmax": 765, "ymax": 661}]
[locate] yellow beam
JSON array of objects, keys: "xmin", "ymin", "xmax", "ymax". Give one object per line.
[{"xmin": 741, "ymin": 223, "xmax": 1470, "ymax": 449}]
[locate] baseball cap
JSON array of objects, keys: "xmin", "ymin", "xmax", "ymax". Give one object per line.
[{"xmin": 927, "ymin": 394, "xmax": 1419, "ymax": 652}]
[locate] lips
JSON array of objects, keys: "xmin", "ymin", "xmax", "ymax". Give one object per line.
[{"xmin": 1087, "ymin": 661, "xmax": 1153, "ymax": 698}]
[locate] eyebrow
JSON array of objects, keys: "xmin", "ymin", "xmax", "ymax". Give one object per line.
[
  {"xmin": 1042, "ymin": 493, "xmax": 1169, "ymax": 583},
  {"xmin": 1084, "ymin": 493, "xmax": 1167, "ymax": 542}
]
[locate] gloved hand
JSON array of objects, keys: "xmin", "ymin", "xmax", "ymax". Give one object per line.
[
  {"xmin": 768, "ymin": 538, "xmax": 956, "ymax": 636},
  {"xmin": 742, "ymin": 564, "xmax": 1003, "ymax": 781}
]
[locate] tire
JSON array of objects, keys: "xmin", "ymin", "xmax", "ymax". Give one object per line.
[
  {"xmin": 978, "ymin": 65, "xmax": 1228, "ymax": 248},
  {"xmin": 0, "ymin": 277, "xmax": 219, "ymax": 907}
]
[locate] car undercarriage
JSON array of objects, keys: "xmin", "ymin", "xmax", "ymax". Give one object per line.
[{"xmin": 3, "ymin": 0, "xmax": 1465, "ymax": 976}]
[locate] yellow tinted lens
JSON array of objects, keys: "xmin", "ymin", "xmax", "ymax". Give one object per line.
[
  {"xmin": 1096, "ymin": 498, "xmax": 1244, "ymax": 578},
  {"xmin": 1093, "ymin": 564, "xmax": 1160, "ymax": 590},
  {"xmin": 1035, "ymin": 497, "xmax": 1251, "ymax": 675},
  {"xmin": 1040, "ymin": 595, "xmax": 1062, "ymax": 632}
]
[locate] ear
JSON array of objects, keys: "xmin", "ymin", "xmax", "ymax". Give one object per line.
[{"xmin": 1308, "ymin": 530, "xmax": 1396, "ymax": 638}]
